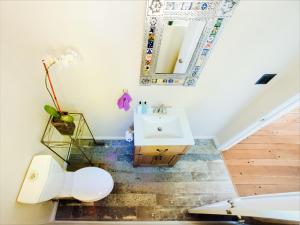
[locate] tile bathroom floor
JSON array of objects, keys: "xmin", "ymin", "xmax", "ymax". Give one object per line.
[{"xmin": 55, "ymin": 139, "xmax": 236, "ymax": 221}]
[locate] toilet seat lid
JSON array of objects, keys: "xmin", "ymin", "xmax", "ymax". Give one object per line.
[{"xmin": 72, "ymin": 167, "xmax": 114, "ymax": 202}]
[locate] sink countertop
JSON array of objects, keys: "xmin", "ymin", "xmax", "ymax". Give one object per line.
[{"xmin": 134, "ymin": 107, "xmax": 195, "ymax": 146}]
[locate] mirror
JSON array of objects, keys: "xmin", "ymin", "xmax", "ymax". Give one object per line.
[
  {"xmin": 140, "ymin": 0, "xmax": 239, "ymax": 86},
  {"xmin": 156, "ymin": 20, "xmax": 206, "ymax": 74}
]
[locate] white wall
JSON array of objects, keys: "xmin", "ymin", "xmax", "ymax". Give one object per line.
[
  {"xmin": 0, "ymin": 1, "xmax": 299, "ymax": 224},
  {"xmin": 0, "ymin": 31, "xmax": 55, "ymax": 224},
  {"xmin": 1, "ymin": 0, "xmax": 299, "ymax": 139},
  {"xmin": 216, "ymin": 60, "xmax": 300, "ymax": 148}
]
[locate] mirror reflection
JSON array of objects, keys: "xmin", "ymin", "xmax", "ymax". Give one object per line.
[{"xmin": 155, "ymin": 20, "xmax": 206, "ymax": 74}]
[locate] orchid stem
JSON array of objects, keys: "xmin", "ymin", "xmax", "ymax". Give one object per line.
[{"xmin": 42, "ymin": 60, "xmax": 62, "ymax": 113}]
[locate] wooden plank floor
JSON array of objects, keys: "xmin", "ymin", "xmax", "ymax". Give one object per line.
[{"xmin": 223, "ymin": 107, "xmax": 300, "ymax": 196}]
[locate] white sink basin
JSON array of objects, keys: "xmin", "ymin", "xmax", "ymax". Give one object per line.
[
  {"xmin": 142, "ymin": 115, "xmax": 183, "ymax": 139},
  {"xmin": 134, "ymin": 107, "xmax": 194, "ymax": 146}
]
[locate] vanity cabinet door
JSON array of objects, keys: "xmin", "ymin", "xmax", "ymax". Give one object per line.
[
  {"xmin": 152, "ymin": 154, "xmax": 183, "ymax": 166},
  {"xmin": 134, "ymin": 155, "xmax": 154, "ymax": 166},
  {"xmin": 151, "ymin": 155, "xmax": 175, "ymax": 166}
]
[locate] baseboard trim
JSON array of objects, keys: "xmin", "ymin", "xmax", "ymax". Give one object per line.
[
  {"xmin": 94, "ymin": 136, "xmax": 215, "ymax": 141},
  {"xmin": 212, "ymin": 137, "xmax": 220, "ymax": 149},
  {"xmin": 193, "ymin": 136, "xmax": 215, "ymax": 140},
  {"xmin": 94, "ymin": 136, "xmax": 125, "ymax": 140},
  {"xmin": 49, "ymin": 201, "xmax": 59, "ymax": 223}
]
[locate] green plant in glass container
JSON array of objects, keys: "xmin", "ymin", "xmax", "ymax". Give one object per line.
[{"xmin": 44, "ymin": 105, "xmax": 75, "ymax": 135}]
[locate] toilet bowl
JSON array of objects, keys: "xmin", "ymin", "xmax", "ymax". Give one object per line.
[{"xmin": 17, "ymin": 155, "xmax": 114, "ymax": 203}]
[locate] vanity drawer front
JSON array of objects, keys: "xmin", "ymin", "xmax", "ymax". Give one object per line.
[{"xmin": 138, "ymin": 145, "xmax": 187, "ymax": 155}]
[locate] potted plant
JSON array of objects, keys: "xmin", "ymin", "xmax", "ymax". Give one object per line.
[
  {"xmin": 42, "ymin": 49, "xmax": 79, "ymax": 135},
  {"xmin": 44, "ymin": 105, "xmax": 75, "ymax": 135}
]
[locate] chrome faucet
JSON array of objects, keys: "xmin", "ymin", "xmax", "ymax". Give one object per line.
[{"xmin": 152, "ymin": 104, "xmax": 168, "ymax": 114}]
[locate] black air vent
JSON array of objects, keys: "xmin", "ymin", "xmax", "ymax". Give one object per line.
[{"xmin": 255, "ymin": 74, "xmax": 277, "ymax": 85}]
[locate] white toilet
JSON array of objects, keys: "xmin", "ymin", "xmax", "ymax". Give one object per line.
[{"xmin": 17, "ymin": 155, "xmax": 114, "ymax": 203}]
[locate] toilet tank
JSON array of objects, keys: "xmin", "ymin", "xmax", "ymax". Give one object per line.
[{"xmin": 17, "ymin": 155, "xmax": 65, "ymax": 204}]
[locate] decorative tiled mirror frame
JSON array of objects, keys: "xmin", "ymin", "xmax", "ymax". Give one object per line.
[{"xmin": 140, "ymin": 0, "xmax": 239, "ymax": 86}]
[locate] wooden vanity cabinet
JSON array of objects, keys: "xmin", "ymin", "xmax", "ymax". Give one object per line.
[{"xmin": 133, "ymin": 145, "xmax": 190, "ymax": 167}]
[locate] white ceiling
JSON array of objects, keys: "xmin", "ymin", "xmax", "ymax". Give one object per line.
[{"xmin": 0, "ymin": 0, "xmax": 299, "ymax": 137}]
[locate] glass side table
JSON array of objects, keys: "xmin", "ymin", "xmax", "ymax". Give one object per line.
[{"xmin": 41, "ymin": 113, "xmax": 96, "ymax": 165}]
